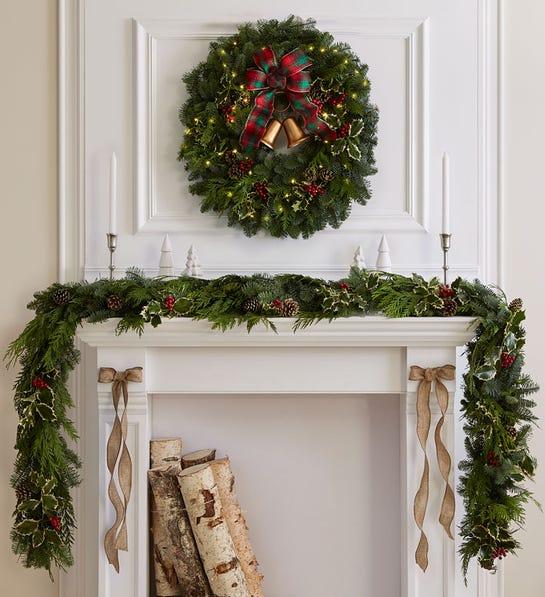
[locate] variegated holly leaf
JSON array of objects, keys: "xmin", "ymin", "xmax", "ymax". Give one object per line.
[
  {"xmin": 32, "ymin": 528, "xmax": 45, "ymax": 548},
  {"xmin": 36, "ymin": 403, "xmax": 56, "ymax": 422},
  {"xmin": 350, "ymin": 120, "xmax": 364, "ymax": 137},
  {"xmin": 17, "ymin": 499, "xmax": 40, "ymax": 512},
  {"xmin": 41, "ymin": 478, "xmax": 55, "ymax": 494},
  {"xmin": 504, "ymin": 332, "xmax": 517, "ymax": 352},
  {"xmin": 474, "ymin": 365, "xmax": 496, "ymax": 381},
  {"xmin": 347, "ymin": 140, "xmax": 361, "ymax": 161},
  {"xmin": 41, "ymin": 494, "xmax": 58, "ymax": 512},
  {"xmin": 16, "ymin": 519, "xmax": 39, "ymax": 535},
  {"xmin": 44, "ymin": 528, "xmax": 62, "ymax": 545}
]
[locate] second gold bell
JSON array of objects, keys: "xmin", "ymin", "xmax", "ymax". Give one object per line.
[{"xmin": 260, "ymin": 117, "xmax": 309, "ymax": 150}]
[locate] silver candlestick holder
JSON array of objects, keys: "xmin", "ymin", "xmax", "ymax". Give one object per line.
[
  {"xmin": 440, "ymin": 233, "xmax": 452, "ymax": 285},
  {"xmin": 107, "ymin": 233, "xmax": 117, "ymax": 280}
]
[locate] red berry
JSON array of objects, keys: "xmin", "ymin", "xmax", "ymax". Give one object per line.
[
  {"xmin": 492, "ymin": 547, "xmax": 508, "ymax": 560},
  {"xmin": 339, "ymin": 282, "xmax": 351, "ymax": 291},
  {"xmin": 486, "ymin": 450, "xmax": 501, "ymax": 467},
  {"xmin": 32, "ymin": 377, "xmax": 48, "ymax": 390},
  {"xmin": 438, "ymin": 284, "xmax": 455, "ymax": 299},
  {"xmin": 49, "ymin": 516, "xmax": 62, "ymax": 532},
  {"xmin": 271, "ymin": 298, "xmax": 283, "ymax": 311},
  {"xmin": 164, "ymin": 294, "xmax": 176, "ymax": 311},
  {"xmin": 500, "ymin": 352, "xmax": 516, "ymax": 369},
  {"xmin": 337, "ymin": 122, "xmax": 351, "ymax": 138}
]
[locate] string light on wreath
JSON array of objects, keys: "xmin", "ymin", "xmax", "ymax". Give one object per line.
[{"xmin": 178, "ymin": 16, "xmax": 378, "ymax": 238}]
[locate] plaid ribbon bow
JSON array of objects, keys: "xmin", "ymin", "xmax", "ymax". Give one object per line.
[{"xmin": 240, "ymin": 47, "xmax": 335, "ymax": 150}]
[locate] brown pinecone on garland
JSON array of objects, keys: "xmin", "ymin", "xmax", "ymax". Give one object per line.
[
  {"xmin": 52, "ymin": 288, "xmax": 71, "ymax": 306},
  {"xmin": 507, "ymin": 426, "xmax": 517, "ymax": 439},
  {"xmin": 15, "ymin": 483, "xmax": 33, "ymax": 502},
  {"xmin": 280, "ymin": 298, "xmax": 300, "ymax": 317},
  {"xmin": 319, "ymin": 168, "xmax": 334, "ymax": 182},
  {"xmin": 106, "ymin": 295, "xmax": 123, "ymax": 311},
  {"xmin": 442, "ymin": 298, "xmax": 458, "ymax": 317},
  {"xmin": 242, "ymin": 297, "xmax": 262, "ymax": 314},
  {"xmin": 509, "ymin": 297, "xmax": 523, "ymax": 312}
]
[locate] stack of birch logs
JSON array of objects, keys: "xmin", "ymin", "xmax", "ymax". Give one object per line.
[{"xmin": 148, "ymin": 438, "xmax": 264, "ymax": 597}]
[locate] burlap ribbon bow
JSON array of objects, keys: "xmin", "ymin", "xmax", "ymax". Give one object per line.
[
  {"xmin": 409, "ymin": 364, "xmax": 456, "ymax": 572},
  {"xmin": 98, "ymin": 366, "xmax": 143, "ymax": 572}
]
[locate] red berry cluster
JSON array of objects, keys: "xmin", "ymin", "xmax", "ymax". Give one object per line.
[
  {"xmin": 312, "ymin": 98, "xmax": 324, "ymax": 113},
  {"xmin": 253, "ymin": 182, "xmax": 269, "ymax": 201},
  {"xmin": 486, "ymin": 450, "xmax": 501, "ymax": 467},
  {"xmin": 332, "ymin": 92, "xmax": 347, "ymax": 107},
  {"xmin": 164, "ymin": 294, "xmax": 176, "ymax": 311},
  {"xmin": 271, "ymin": 298, "xmax": 283, "ymax": 311},
  {"xmin": 220, "ymin": 102, "xmax": 236, "ymax": 123},
  {"xmin": 336, "ymin": 122, "xmax": 351, "ymax": 139},
  {"xmin": 49, "ymin": 515, "xmax": 62, "ymax": 532},
  {"xmin": 339, "ymin": 282, "xmax": 351, "ymax": 291},
  {"xmin": 304, "ymin": 183, "xmax": 325, "ymax": 198},
  {"xmin": 500, "ymin": 352, "xmax": 516, "ymax": 369},
  {"xmin": 32, "ymin": 377, "xmax": 48, "ymax": 390},
  {"xmin": 492, "ymin": 547, "xmax": 508, "ymax": 560},
  {"xmin": 438, "ymin": 284, "xmax": 455, "ymax": 299}
]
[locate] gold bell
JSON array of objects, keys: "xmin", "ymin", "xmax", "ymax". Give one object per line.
[
  {"xmin": 260, "ymin": 119, "xmax": 283, "ymax": 149},
  {"xmin": 283, "ymin": 117, "xmax": 309, "ymax": 148}
]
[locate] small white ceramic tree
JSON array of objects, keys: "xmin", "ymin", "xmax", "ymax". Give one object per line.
[
  {"xmin": 184, "ymin": 244, "xmax": 203, "ymax": 278},
  {"xmin": 375, "ymin": 235, "xmax": 392, "ymax": 272},
  {"xmin": 158, "ymin": 234, "xmax": 174, "ymax": 278},
  {"xmin": 353, "ymin": 246, "xmax": 367, "ymax": 270}
]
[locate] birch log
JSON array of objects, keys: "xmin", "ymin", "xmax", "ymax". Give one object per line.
[
  {"xmin": 182, "ymin": 449, "xmax": 217, "ymax": 469},
  {"xmin": 150, "ymin": 438, "xmax": 183, "ymax": 596},
  {"xmin": 178, "ymin": 463, "xmax": 251, "ymax": 597},
  {"xmin": 149, "ymin": 465, "xmax": 213, "ymax": 597},
  {"xmin": 210, "ymin": 459, "xmax": 264, "ymax": 597}
]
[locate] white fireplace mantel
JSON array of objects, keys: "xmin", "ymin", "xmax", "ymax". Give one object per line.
[{"xmin": 68, "ymin": 316, "xmax": 502, "ymax": 597}]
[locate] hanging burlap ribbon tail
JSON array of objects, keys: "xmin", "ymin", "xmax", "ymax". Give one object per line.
[
  {"xmin": 98, "ymin": 366, "xmax": 143, "ymax": 573},
  {"xmin": 409, "ymin": 364, "xmax": 456, "ymax": 572}
]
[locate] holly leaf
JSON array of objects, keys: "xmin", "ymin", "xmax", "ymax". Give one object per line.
[
  {"xmin": 36, "ymin": 403, "xmax": 56, "ymax": 422},
  {"xmin": 347, "ymin": 140, "xmax": 361, "ymax": 161},
  {"xmin": 350, "ymin": 120, "xmax": 364, "ymax": 137},
  {"xmin": 44, "ymin": 528, "xmax": 62, "ymax": 545},
  {"xmin": 504, "ymin": 332, "xmax": 517, "ymax": 352},
  {"xmin": 41, "ymin": 494, "xmax": 58, "ymax": 512},
  {"xmin": 41, "ymin": 479, "xmax": 55, "ymax": 494},
  {"xmin": 474, "ymin": 366, "xmax": 496, "ymax": 381},
  {"xmin": 32, "ymin": 528, "xmax": 45, "ymax": 548},
  {"xmin": 150, "ymin": 314, "xmax": 162, "ymax": 328},
  {"xmin": 16, "ymin": 519, "xmax": 39, "ymax": 535},
  {"xmin": 17, "ymin": 499, "xmax": 40, "ymax": 512}
]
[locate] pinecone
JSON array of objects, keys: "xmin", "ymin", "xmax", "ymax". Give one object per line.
[
  {"xmin": 242, "ymin": 297, "xmax": 262, "ymax": 314},
  {"xmin": 52, "ymin": 288, "xmax": 71, "ymax": 306},
  {"xmin": 280, "ymin": 298, "xmax": 300, "ymax": 317},
  {"xmin": 507, "ymin": 426, "xmax": 517, "ymax": 439},
  {"xmin": 15, "ymin": 483, "xmax": 33, "ymax": 502},
  {"xmin": 319, "ymin": 168, "xmax": 334, "ymax": 182},
  {"xmin": 442, "ymin": 298, "xmax": 458, "ymax": 317},
  {"xmin": 106, "ymin": 295, "xmax": 123, "ymax": 311},
  {"xmin": 509, "ymin": 298, "xmax": 523, "ymax": 312}
]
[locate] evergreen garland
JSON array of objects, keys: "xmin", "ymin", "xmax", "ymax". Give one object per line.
[
  {"xmin": 5, "ymin": 269, "xmax": 537, "ymax": 577},
  {"xmin": 178, "ymin": 17, "xmax": 379, "ymax": 238}
]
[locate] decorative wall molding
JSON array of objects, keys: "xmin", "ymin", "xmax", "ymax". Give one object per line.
[{"xmin": 133, "ymin": 17, "xmax": 429, "ymax": 234}]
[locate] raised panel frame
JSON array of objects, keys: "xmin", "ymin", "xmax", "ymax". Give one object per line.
[{"xmin": 133, "ymin": 17, "xmax": 430, "ymax": 234}]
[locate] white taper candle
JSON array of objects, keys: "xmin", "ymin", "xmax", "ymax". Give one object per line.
[
  {"xmin": 442, "ymin": 152, "xmax": 450, "ymax": 234},
  {"xmin": 109, "ymin": 152, "xmax": 118, "ymax": 234}
]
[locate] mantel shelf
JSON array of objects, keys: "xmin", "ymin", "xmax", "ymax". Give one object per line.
[{"xmin": 77, "ymin": 315, "xmax": 478, "ymax": 348}]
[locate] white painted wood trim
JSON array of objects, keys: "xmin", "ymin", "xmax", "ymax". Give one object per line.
[{"xmin": 77, "ymin": 316, "xmax": 477, "ymax": 348}]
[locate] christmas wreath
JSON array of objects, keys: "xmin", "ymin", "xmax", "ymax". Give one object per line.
[
  {"xmin": 6, "ymin": 269, "xmax": 538, "ymax": 577},
  {"xmin": 178, "ymin": 17, "xmax": 379, "ymax": 238}
]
